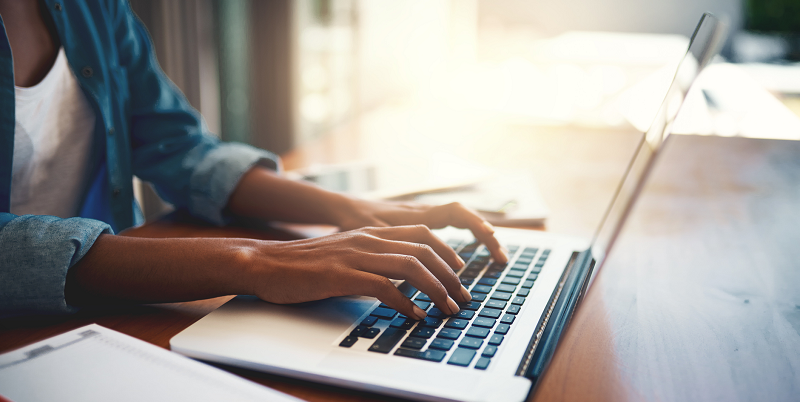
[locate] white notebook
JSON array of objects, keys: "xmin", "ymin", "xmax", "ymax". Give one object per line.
[{"xmin": 0, "ymin": 324, "xmax": 302, "ymax": 402}]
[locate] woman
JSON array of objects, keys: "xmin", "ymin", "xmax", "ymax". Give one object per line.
[{"xmin": 0, "ymin": 0, "xmax": 507, "ymax": 320}]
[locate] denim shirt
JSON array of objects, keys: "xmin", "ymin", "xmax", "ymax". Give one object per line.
[{"xmin": 0, "ymin": 0, "xmax": 279, "ymax": 317}]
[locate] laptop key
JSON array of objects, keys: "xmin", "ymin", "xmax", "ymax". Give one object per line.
[
  {"xmin": 444, "ymin": 318, "xmax": 469, "ymax": 330},
  {"xmin": 447, "ymin": 348, "xmax": 477, "ymax": 367},
  {"xmin": 477, "ymin": 278, "xmax": 497, "ymax": 286},
  {"xmin": 459, "ymin": 337, "xmax": 483, "ymax": 349},
  {"xmin": 527, "ymin": 273, "xmax": 539, "ymax": 281},
  {"xmin": 420, "ymin": 349, "xmax": 447, "ymax": 362},
  {"xmin": 471, "ymin": 293, "xmax": 487, "ymax": 302},
  {"xmin": 397, "ymin": 281, "xmax": 418, "ymax": 298},
  {"xmin": 512, "ymin": 263, "xmax": 529, "ymax": 271},
  {"xmin": 490, "ymin": 291, "xmax": 513, "ymax": 301},
  {"xmin": 486, "ymin": 300, "xmax": 507, "ymax": 309},
  {"xmin": 459, "ymin": 301, "xmax": 482, "ymax": 311},
  {"xmin": 522, "ymin": 280, "xmax": 535, "ymax": 289},
  {"xmin": 497, "ymin": 284, "xmax": 516, "ymax": 293},
  {"xmin": 368, "ymin": 328, "xmax": 407, "ymax": 354},
  {"xmin": 401, "ymin": 337, "xmax": 427, "ymax": 350},
  {"xmin": 506, "ymin": 270, "xmax": 525, "ymax": 278},
  {"xmin": 413, "ymin": 300, "xmax": 431, "ymax": 311},
  {"xmin": 500, "ymin": 314, "xmax": 516, "ymax": 324},
  {"xmin": 471, "ymin": 285, "xmax": 492, "ymax": 294},
  {"xmin": 474, "ymin": 357, "xmax": 491, "ymax": 370},
  {"xmin": 481, "ymin": 271, "xmax": 502, "ymax": 279},
  {"xmin": 473, "ymin": 317, "xmax": 496, "ymax": 328},
  {"xmin": 512, "ymin": 297, "xmax": 526, "ymax": 305},
  {"xmin": 437, "ymin": 328, "xmax": 462, "ymax": 340},
  {"xmin": 455, "ymin": 310, "xmax": 476, "ymax": 320},
  {"xmin": 394, "ymin": 348, "xmax": 422, "ymax": 359},
  {"xmin": 488, "ymin": 334, "xmax": 504, "ymax": 346},
  {"xmin": 517, "ymin": 288, "xmax": 530, "ymax": 297},
  {"xmin": 460, "ymin": 278, "xmax": 474, "ymax": 286},
  {"xmin": 429, "ymin": 338, "xmax": 454, "ymax": 351},
  {"xmin": 350, "ymin": 325, "xmax": 368, "ymax": 337},
  {"xmin": 364, "ymin": 328, "xmax": 381, "ymax": 339},
  {"xmin": 339, "ymin": 336, "xmax": 358, "ymax": 348},
  {"xmin": 390, "ymin": 317, "xmax": 416, "ymax": 330},
  {"xmin": 478, "ymin": 308, "xmax": 503, "ymax": 319},
  {"xmin": 422, "ymin": 317, "xmax": 443, "ymax": 328},
  {"xmin": 495, "ymin": 323, "xmax": 511, "ymax": 335},
  {"xmin": 506, "ymin": 305, "xmax": 521, "ymax": 315},
  {"xmin": 415, "ymin": 293, "xmax": 431, "ymax": 302},
  {"xmin": 522, "ymin": 247, "xmax": 538, "ymax": 255},
  {"xmin": 482, "ymin": 345, "xmax": 498, "ymax": 357},
  {"xmin": 501, "ymin": 277, "xmax": 521, "ymax": 286},
  {"xmin": 370, "ymin": 307, "xmax": 398, "ymax": 320},
  {"xmin": 410, "ymin": 326, "xmax": 436, "ymax": 339},
  {"xmin": 466, "ymin": 327, "xmax": 491, "ymax": 339},
  {"xmin": 361, "ymin": 316, "xmax": 378, "ymax": 327},
  {"xmin": 427, "ymin": 308, "xmax": 447, "ymax": 318}
]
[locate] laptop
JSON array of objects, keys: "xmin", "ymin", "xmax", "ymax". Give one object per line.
[{"xmin": 171, "ymin": 14, "xmax": 726, "ymax": 402}]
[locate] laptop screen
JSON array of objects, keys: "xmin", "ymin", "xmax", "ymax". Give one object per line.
[{"xmin": 588, "ymin": 13, "xmax": 727, "ymax": 267}]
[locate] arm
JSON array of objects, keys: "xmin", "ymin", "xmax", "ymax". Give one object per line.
[{"xmin": 226, "ymin": 167, "xmax": 508, "ymax": 262}]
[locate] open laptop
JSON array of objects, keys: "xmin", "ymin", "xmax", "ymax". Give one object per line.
[{"xmin": 171, "ymin": 14, "xmax": 726, "ymax": 402}]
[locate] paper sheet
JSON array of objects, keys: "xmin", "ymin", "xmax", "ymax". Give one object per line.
[{"xmin": 0, "ymin": 324, "xmax": 303, "ymax": 402}]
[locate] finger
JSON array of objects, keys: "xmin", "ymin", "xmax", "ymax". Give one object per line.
[
  {"xmin": 355, "ymin": 232, "xmax": 471, "ymax": 303},
  {"xmin": 356, "ymin": 252, "xmax": 461, "ymax": 315},
  {"xmin": 341, "ymin": 270, "xmax": 427, "ymax": 320},
  {"xmin": 364, "ymin": 225, "xmax": 466, "ymax": 271},
  {"xmin": 423, "ymin": 203, "xmax": 508, "ymax": 263}
]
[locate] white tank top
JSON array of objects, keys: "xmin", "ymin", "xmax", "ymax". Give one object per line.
[{"xmin": 10, "ymin": 47, "xmax": 96, "ymax": 218}]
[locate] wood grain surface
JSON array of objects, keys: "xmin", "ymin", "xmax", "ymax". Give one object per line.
[{"xmin": 2, "ymin": 132, "xmax": 799, "ymax": 402}]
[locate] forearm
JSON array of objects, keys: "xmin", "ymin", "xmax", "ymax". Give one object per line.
[
  {"xmin": 226, "ymin": 166, "xmax": 356, "ymax": 226},
  {"xmin": 64, "ymin": 234, "xmax": 254, "ymax": 306}
]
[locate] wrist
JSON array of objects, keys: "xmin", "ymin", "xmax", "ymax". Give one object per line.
[
  {"xmin": 325, "ymin": 192, "xmax": 364, "ymax": 227},
  {"xmin": 221, "ymin": 238, "xmax": 266, "ymax": 296}
]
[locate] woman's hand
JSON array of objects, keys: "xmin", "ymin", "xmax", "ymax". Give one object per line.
[
  {"xmin": 335, "ymin": 198, "xmax": 508, "ymax": 264},
  {"xmin": 239, "ymin": 225, "xmax": 474, "ymax": 320},
  {"xmin": 228, "ymin": 167, "xmax": 508, "ymax": 263}
]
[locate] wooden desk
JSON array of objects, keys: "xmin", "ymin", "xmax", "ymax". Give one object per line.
[{"xmin": 2, "ymin": 132, "xmax": 799, "ymax": 401}]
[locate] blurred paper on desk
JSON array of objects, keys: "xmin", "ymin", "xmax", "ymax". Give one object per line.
[
  {"xmin": 413, "ymin": 171, "xmax": 549, "ymax": 226},
  {"xmin": 0, "ymin": 324, "xmax": 302, "ymax": 402}
]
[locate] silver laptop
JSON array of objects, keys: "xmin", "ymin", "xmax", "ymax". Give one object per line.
[{"xmin": 171, "ymin": 14, "xmax": 725, "ymax": 402}]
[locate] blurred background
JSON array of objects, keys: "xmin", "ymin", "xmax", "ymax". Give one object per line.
[{"xmin": 128, "ymin": 0, "xmax": 800, "ymax": 220}]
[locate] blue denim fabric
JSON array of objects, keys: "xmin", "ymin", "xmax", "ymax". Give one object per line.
[{"xmin": 0, "ymin": 0, "xmax": 280, "ymax": 317}]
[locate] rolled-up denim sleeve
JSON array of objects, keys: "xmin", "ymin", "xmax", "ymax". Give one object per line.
[
  {"xmin": 0, "ymin": 213, "xmax": 112, "ymax": 317},
  {"xmin": 189, "ymin": 143, "xmax": 281, "ymax": 225}
]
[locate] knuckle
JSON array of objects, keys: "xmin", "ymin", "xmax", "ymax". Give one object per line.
[
  {"xmin": 414, "ymin": 242, "xmax": 435, "ymax": 256},
  {"xmin": 397, "ymin": 254, "xmax": 421, "ymax": 268}
]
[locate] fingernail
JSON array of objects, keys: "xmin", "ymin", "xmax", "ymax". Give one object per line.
[
  {"xmin": 457, "ymin": 255, "xmax": 466, "ymax": 267},
  {"xmin": 482, "ymin": 221, "xmax": 495, "ymax": 233},
  {"xmin": 446, "ymin": 297, "xmax": 460, "ymax": 315},
  {"xmin": 460, "ymin": 285, "xmax": 472, "ymax": 302},
  {"xmin": 412, "ymin": 305, "xmax": 427, "ymax": 320}
]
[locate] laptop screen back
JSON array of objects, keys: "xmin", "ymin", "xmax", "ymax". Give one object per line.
[{"xmin": 588, "ymin": 13, "xmax": 726, "ymax": 267}]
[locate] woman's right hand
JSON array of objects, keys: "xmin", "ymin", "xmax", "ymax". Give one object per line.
[{"xmin": 236, "ymin": 225, "xmax": 473, "ymax": 320}]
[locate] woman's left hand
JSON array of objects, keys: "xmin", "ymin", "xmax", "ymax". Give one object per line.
[{"xmin": 336, "ymin": 198, "xmax": 508, "ymax": 264}]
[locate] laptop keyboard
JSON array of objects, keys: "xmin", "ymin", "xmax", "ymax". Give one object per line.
[{"xmin": 338, "ymin": 239, "xmax": 551, "ymax": 370}]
